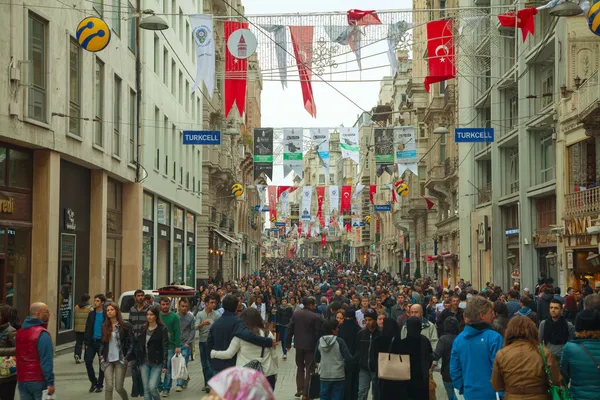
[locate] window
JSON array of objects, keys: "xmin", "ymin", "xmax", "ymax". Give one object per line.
[
  {"xmin": 508, "ymin": 146, "xmax": 519, "ymax": 194},
  {"xmin": 59, "ymin": 233, "xmax": 76, "ymax": 332},
  {"xmin": 319, "ymin": 174, "xmax": 325, "ymax": 184},
  {"xmin": 179, "ymin": 8, "xmax": 183, "ymax": 42},
  {"xmin": 107, "ymin": 178, "xmax": 122, "ymax": 211},
  {"xmin": 567, "ymin": 137, "xmax": 596, "ymax": 191},
  {"xmin": 171, "ymin": 0, "xmax": 176, "ymax": 30},
  {"xmin": 329, "ymin": 173, "xmax": 335, "ymax": 184},
  {"xmin": 418, "ymin": 165, "xmax": 427, "ymax": 179},
  {"xmin": 179, "ymin": 71, "xmax": 183, "ymax": 104},
  {"xmin": 68, "ymin": 39, "xmax": 81, "ymax": 135},
  {"xmin": 439, "ymin": 133, "xmax": 446, "ymax": 163},
  {"xmin": 93, "ymin": 0, "xmax": 104, "ymax": 16},
  {"xmin": 129, "ymin": 89, "xmax": 136, "ymax": 163},
  {"xmin": 154, "ymin": 34, "xmax": 159, "ymax": 73},
  {"xmin": 163, "ymin": 48, "xmax": 168, "ymax": 85},
  {"xmin": 536, "ymin": 197, "xmax": 556, "ymax": 230},
  {"xmin": 171, "ymin": 61, "xmax": 176, "ymax": 95},
  {"xmin": 185, "ymin": 82, "xmax": 190, "ymax": 112},
  {"xmin": 28, "ymin": 15, "xmax": 46, "ymax": 122},
  {"xmin": 540, "ymin": 133, "xmax": 555, "ymax": 183},
  {"xmin": 8, "ymin": 149, "xmax": 32, "ymax": 189},
  {"xmin": 439, "ymin": 80, "xmax": 446, "ymax": 95},
  {"xmin": 186, "ymin": 21, "xmax": 190, "ymax": 54},
  {"xmin": 128, "ymin": 3, "xmax": 136, "ymax": 52},
  {"xmin": 164, "ymin": 116, "xmax": 169, "ymax": 175},
  {"xmin": 172, "ymin": 124, "xmax": 177, "ymax": 180},
  {"xmin": 112, "ymin": 0, "xmax": 121, "ymax": 35},
  {"xmin": 509, "ymin": 93, "xmax": 518, "ymax": 130},
  {"xmin": 154, "ymin": 107, "xmax": 160, "ymax": 169},
  {"xmin": 113, "ymin": 75, "xmax": 122, "ymax": 156},
  {"xmin": 143, "ymin": 192, "xmax": 153, "ymax": 220},
  {"xmin": 157, "ymin": 199, "xmax": 170, "ymax": 225},
  {"xmin": 94, "ymin": 59, "xmax": 104, "ymax": 146},
  {"xmin": 540, "ymin": 67, "xmax": 554, "ymax": 109},
  {"xmin": 174, "ymin": 207, "xmax": 184, "ymax": 229}
]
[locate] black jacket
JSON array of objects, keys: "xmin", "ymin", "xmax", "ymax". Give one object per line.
[
  {"xmin": 432, "ymin": 317, "xmax": 460, "ymax": 382},
  {"xmin": 436, "ymin": 308, "xmax": 464, "ymax": 337},
  {"xmin": 84, "ymin": 309, "xmax": 106, "ymax": 345},
  {"xmin": 101, "ymin": 322, "xmax": 133, "ymax": 362},
  {"xmin": 356, "ymin": 327, "xmax": 380, "ymax": 372},
  {"xmin": 537, "ymin": 293, "xmax": 554, "ymax": 321},
  {"xmin": 276, "ymin": 305, "xmax": 293, "ymax": 327},
  {"xmin": 131, "ymin": 325, "xmax": 169, "ymax": 369}
]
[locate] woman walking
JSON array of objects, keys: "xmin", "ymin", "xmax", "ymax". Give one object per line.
[
  {"xmin": 133, "ymin": 306, "xmax": 168, "ymax": 400},
  {"xmin": 101, "ymin": 303, "xmax": 132, "ymax": 400},
  {"xmin": 0, "ymin": 304, "xmax": 17, "ymax": 400},
  {"xmin": 491, "ymin": 316, "xmax": 562, "ymax": 399},
  {"xmin": 275, "ymin": 298, "xmax": 293, "ymax": 360}
]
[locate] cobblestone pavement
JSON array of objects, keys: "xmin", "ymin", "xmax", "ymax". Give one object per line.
[{"xmin": 15, "ymin": 345, "xmax": 448, "ymax": 399}]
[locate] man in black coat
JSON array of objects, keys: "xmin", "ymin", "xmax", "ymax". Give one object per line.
[{"xmin": 436, "ymin": 295, "xmax": 464, "ymax": 337}]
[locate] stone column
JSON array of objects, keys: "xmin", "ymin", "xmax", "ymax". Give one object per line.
[
  {"xmin": 89, "ymin": 170, "xmax": 107, "ymax": 297},
  {"xmin": 31, "ymin": 150, "xmax": 60, "ymax": 342},
  {"xmin": 122, "ymin": 182, "xmax": 143, "ymax": 291}
]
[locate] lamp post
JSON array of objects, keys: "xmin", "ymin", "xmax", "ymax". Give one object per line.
[{"xmin": 135, "ymin": 11, "xmax": 169, "ymax": 183}]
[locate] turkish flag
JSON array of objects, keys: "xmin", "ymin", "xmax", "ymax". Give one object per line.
[
  {"xmin": 345, "ymin": 220, "xmax": 352, "ymax": 232},
  {"xmin": 389, "ymin": 184, "xmax": 398, "ymax": 203},
  {"xmin": 268, "ymin": 186, "xmax": 277, "ymax": 222},
  {"xmin": 424, "ymin": 19, "xmax": 456, "ymax": 92},
  {"xmin": 224, "ymin": 21, "xmax": 248, "ymax": 117},
  {"xmin": 369, "ymin": 185, "xmax": 377, "ymax": 205},
  {"xmin": 321, "ymin": 233, "xmax": 326, "ymax": 247},
  {"xmin": 498, "ymin": 8, "xmax": 538, "ymax": 42},
  {"xmin": 394, "ymin": 179, "xmax": 404, "ymax": 187},
  {"xmin": 289, "ymin": 26, "xmax": 317, "ymax": 118},
  {"xmin": 277, "ymin": 185, "xmax": 298, "ymax": 200},
  {"xmin": 347, "ymin": 9, "xmax": 382, "ymax": 26},
  {"xmin": 341, "ymin": 185, "xmax": 352, "ymax": 214},
  {"xmin": 422, "ymin": 195, "xmax": 435, "ymax": 210},
  {"xmin": 316, "ymin": 186, "xmax": 325, "ymax": 219}
]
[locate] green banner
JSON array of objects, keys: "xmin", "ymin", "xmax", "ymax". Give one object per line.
[
  {"xmin": 254, "ymin": 154, "xmax": 274, "ymax": 163},
  {"xmin": 284, "ymin": 153, "xmax": 303, "ymax": 161}
]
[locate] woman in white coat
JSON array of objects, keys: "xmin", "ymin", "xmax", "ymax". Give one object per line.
[{"xmin": 210, "ymin": 307, "xmax": 278, "ymax": 389}]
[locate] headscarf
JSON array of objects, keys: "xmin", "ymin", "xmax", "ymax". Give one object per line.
[
  {"xmin": 406, "ymin": 316, "xmax": 422, "ymax": 338},
  {"xmin": 338, "ymin": 309, "xmax": 361, "ymax": 354},
  {"xmin": 208, "ymin": 367, "xmax": 275, "ymax": 400},
  {"xmin": 381, "ymin": 317, "xmax": 400, "ymax": 338}
]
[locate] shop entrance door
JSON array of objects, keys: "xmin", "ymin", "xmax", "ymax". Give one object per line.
[{"xmin": 106, "ymin": 258, "xmax": 116, "ymax": 296}]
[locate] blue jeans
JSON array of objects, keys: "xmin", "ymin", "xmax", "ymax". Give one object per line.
[
  {"xmin": 320, "ymin": 380, "xmax": 344, "ymax": 400},
  {"xmin": 176, "ymin": 346, "xmax": 191, "ymax": 387},
  {"xmin": 277, "ymin": 326, "xmax": 288, "ymax": 355},
  {"xmin": 140, "ymin": 363, "xmax": 162, "ymax": 400},
  {"xmin": 159, "ymin": 349, "xmax": 175, "ymax": 393},
  {"xmin": 358, "ymin": 368, "xmax": 379, "ymax": 400},
  {"xmin": 17, "ymin": 381, "xmax": 45, "ymax": 400},
  {"xmin": 198, "ymin": 342, "xmax": 213, "ymax": 386},
  {"xmin": 443, "ymin": 381, "xmax": 456, "ymax": 400}
]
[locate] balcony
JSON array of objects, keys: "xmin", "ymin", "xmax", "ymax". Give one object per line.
[
  {"xmin": 477, "ymin": 183, "xmax": 492, "ymax": 205},
  {"xmin": 426, "ymin": 164, "xmax": 445, "ymax": 187},
  {"xmin": 577, "ymin": 71, "xmax": 600, "ymax": 125},
  {"xmin": 444, "ymin": 83, "xmax": 456, "ymax": 110},
  {"xmin": 564, "ymin": 186, "xmax": 600, "ymax": 218},
  {"xmin": 444, "ymin": 157, "xmax": 458, "ymax": 178}
]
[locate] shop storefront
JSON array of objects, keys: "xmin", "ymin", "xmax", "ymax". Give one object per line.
[
  {"xmin": 173, "ymin": 207, "xmax": 185, "ymax": 284},
  {"xmin": 564, "ymin": 215, "xmax": 600, "ymax": 289},
  {"xmin": 58, "ymin": 160, "xmax": 91, "ymax": 345},
  {"xmin": 142, "ymin": 193, "xmax": 154, "ymax": 289},
  {"xmin": 534, "ymin": 196, "xmax": 558, "ymax": 282},
  {"xmin": 186, "ymin": 213, "xmax": 195, "ymax": 286},
  {"xmin": 106, "ymin": 179, "xmax": 122, "ymax": 296},
  {"xmin": 0, "ymin": 145, "xmax": 33, "ymax": 324},
  {"xmin": 156, "ymin": 199, "xmax": 171, "ymax": 288}
]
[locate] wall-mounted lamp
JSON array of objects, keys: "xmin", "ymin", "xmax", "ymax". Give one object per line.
[
  {"xmin": 586, "ymin": 251, "xmax": 600, "ymax": 267},
  {"xmin": 574, "ymin": 75, "xmax": 582, "ymax": 89},
  {"xmin": 209, "ymin": 249, "xmax": 214, "ymax": 254}
]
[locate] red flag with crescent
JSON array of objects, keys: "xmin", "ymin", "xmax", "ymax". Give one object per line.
[
  {"xmin": 277, "ymin": 186, "xmax": 298, "ymax": 200},
  {"xmin": 498, "ymin": 8, "xmax": 538, "ymax": 42},
  {"xmin": 321, "ymin": 233, "xmax": 327, "ymax": 247},
  {"xmin": 341, "ymin": 185, "xmax": 352, "ymax": 214},
  {"xmin": 347, "ymin": 9, "xmax": 382, "ymax": 26},
  {"xmin": 369, "ymin": 184, "xmax": 377, "ymax": 205},
  {"xmin": 316, "ymin": 186, "xmax": 325, "ymax": 219},
  {"xmin": 424, "ymin": 19, "xmax": 456, "ymax": 92},
  {"xmin": 289, "ymin": 26, "xmax": 317, "ymax": 118}
]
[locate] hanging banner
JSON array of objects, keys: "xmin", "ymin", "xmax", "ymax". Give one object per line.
[
  {"xmin": 254, "ymin": 128, "xmax": 273, "ymax": 180},
  {"xmin": 280, "ymin": 189, "xmax": 289, "ymax": 216},
  {"xmin": 329, "ymin": 186, "xmax": 339, "ymax": 214},
  {"xmin": 395, "ymin": 126, "xmax": 418, "ymax": 175},
  {"xmin": 352, "ymin": 217, "xmax": 361, "ymax": 228},
  {"xmin": 316, "ymin": 186, "xmax": 325, "ymax": 219},
  {"xmin": 374, "ymin": 127, "xmax": 394, "ymax": 177},
  {"xmin": 325, "ymin": 214, "xmax": 330, "ymax": 228},
  {"xmin": 388, "ymin": 183, "xmax": 398, "ymax": 203},
  {"xmin": 369, "ymin": 184, "xmax": 377, "ymax": 205},
  {"xmin": 341, "ymin": 185, "xmax": 352, "ymax": 214},
  {"xmin": 289, "ymin": 26, "xmax": 317, "ymax": 117},
  {"xmin": 224, "ymin": 21, "xmax": 249, "ymax": 117},
  {"xmin": 351, "ymin": 183, "xmax": 365, "ymax": 200},
  {"xmin": 340, "ymin": 127, "xmax": 360, "ymax": 164},
  {"xmin": 260, "ymin": 25, "xmax": 287, "ymax": 88},
  {"xmin": 256, "ymin": 185, "xmax": 267, "ymax": 208},
  {"xmin": 268, "ymin": 186, "xmax": 277, "ymax": 222},
  {"xmin": 301, "ymin": 186, "xmax": 312, "ymax": 219},
  {"xmin": 351, "ymin": 203, "xmax": 360, "ymax": 217},
  {"xmin": 311, "ymin": 128, "xmax": 330, "ymax": 173},
  {"xmin": 283, "ymin": 128, "xmax": 303, "ymax": 179},
  {"xmin": 190, "ymin": 15, "xmax": 215, "ymax": 97}
]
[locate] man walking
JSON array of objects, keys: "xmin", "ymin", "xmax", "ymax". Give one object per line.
[
  {"xmin": 285, "ymin": 297, "xmax": 322, "ymax": 400},
  {"xmin": 128, "ymin": 289, "xmax": 149, "ymax": 398},
  {"xmin": 539, "ymin": 298, "xmax": 574, "ymax": 362},
  {"xmin": 436, "ymin": 295, "xmax": 464, "ymax": 337},
  {"xmin": 195, "ymin": 293, "xmax": 220, "ymax": 393},
  {"xmin": 356, "ymin": 309, "xmax": 379, "ymax": 400},
  {"xmin": 16, "ymin": 302, "xmax": 54, "ymax": 400},
  {"xmin": 158, "ymin": 296, "xmax": 181, "ymax": 397},
  {"xmin": 175, "ymin": 299, "xmax": 195, "ymax": 392},
  {"xmin": 390, "ymin": 294, "xmax": 406, "ymax": 322},
  {"xmin": 84, "ymin": 294, "xmax": 106, "ymax": 393},
  {"xmin": 73, "ymin": 293, "xmax": 91, "ymax": 364},
  {"xmin": 506, "ymin": 291, "xmax": 520, "ymax": 319},
  {"xmin": 402, "ymin": 304, "xmax": 439, "ymax": 348}
]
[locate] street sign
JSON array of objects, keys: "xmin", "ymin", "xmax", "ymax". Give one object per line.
[
  {"xmin": 454, "ymin": 128, "xmax": 494, "ymax": 143},
  {"xmin": 182, "ymin": 130, "xmax": 221, "ymax": 145},
  {"xmin": 254, "ymin": 205, "xmax": 270, "ymax": 212},
  {"xmin": 275, "ymin": 222, "xmax": 286, "ymax": 227},
  {"xmin": 374, "ymin": 204, "xmax": 391, "ymax": 212}
]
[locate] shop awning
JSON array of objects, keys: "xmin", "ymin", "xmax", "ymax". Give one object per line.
[{"xmin": 213, "ymin": 229, "xmax": 241, "ymax": 244}]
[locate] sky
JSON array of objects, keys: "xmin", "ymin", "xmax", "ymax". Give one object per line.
[{"xmin": 242, "ymin": 0, "xmax": 412, "ymax": 184}]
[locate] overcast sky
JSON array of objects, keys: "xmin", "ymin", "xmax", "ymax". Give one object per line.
[{"xmin": 242, "ymin": 0, "xmax": 412, "ymax": 183}]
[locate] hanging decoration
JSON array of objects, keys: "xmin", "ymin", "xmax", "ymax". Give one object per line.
[
  {"xmin": 260, "ymin": 25, "xmax": 288, "ymax": 88},
  {"xmin": 374, "ymin": 128, "xmax": 394, "ymax": 177},
  {"xmin": 369, "ymin": 185, "xmax": 377, "ymax": 205},
  {"xmin": 341, "ymin": 185, "xmax": 352, "ymax": 214},
  {"xmin": 365, "ymin": 215, "xmax": 372, "ymax": 224},
  {"xmin": 351, "ymin": 183, "xmax": 365, "ymax": 200},
  {"xmin": 268, "ymin": 186, "xmax": 277, "ymax": 222},
  {"xmin": 224, "ymin": 21, "xmax": 249, "ymax": 117},
  {"xmin": 424, "ymin": 19, "xmax": 456, "ymax": 92},
  {"xmin": 347, "ymin": 9, "xmax": 382, "ymax": 26},
  {"xmin": 280, "ymin": 189, "xmax": 290, "ymax": 216},
  {"xmin": 396, "ymin": 183, "xmax": 410, "ymax": 197},
  {"xmin": 325, "ymin": 26, "xmax": 362, "ymax": 69},
  {"xmin": 395, "ymin": 126, "xmax": 418, "ymax": 175},
  {"xmin": 321, "ymin": 233, "xmax": 327, "ymax": 247},
  {"xmin": 76, "ymin": 16, "xmax": 112, "ymax": 52},
  {"xmin": 289, "ymin": 26, "xmax": 317, "ymax": 118},
  {"xmin": 190, "ymin": 15, "xmax": 215, "ymax": 96},
  {"xmin": 497, "ymin": 8, "xmax": 538, "ymax": 42},
  {"xmin": 340, "ymin": 127, "xmax": 360, "ymax": 164},
  {"xmin": 316, "ymin": 186, "xmax": 326, "ymax": 221},
  {"xmin": 387, "ymin": 21, "xmax": 412, "ymax": 75},
  {"xmin": 277, "ymin": 186, "xmax": 298, "ymax": 199},
  {"xmin": 329, "ymin": 186, "xmax": 339, "ymax": 214},
  {"xmin": 581, "ymin": 1, "xmax": 600, "ymax": 36},
  {"xmin": 422, "ymin": 195, "xmax": 435, "ymax": 210},
  {"xmin": 388, "ymin": 184, "xmax": 398, "ymax": 203},
  {"xmin": 253, "ymin": 128, "xmax": 274, "ymax": 180},
  {"xmin": 231, "ymin": 183, "xmax": 244, "ymax": 197},
  {"xmin": 283, "ymin": 128, "xmax": 304, "ymax": 179},
  {"xmin": 311, "ymin": 128, "xmax": 330, "ymax": 173},
  {"xmin": 256, "ymin": 185, "xmax": 267, "ymax": 208},
  {"xmin": 301, "ymin": 186, "xmax": 313, "ymax": 219}
]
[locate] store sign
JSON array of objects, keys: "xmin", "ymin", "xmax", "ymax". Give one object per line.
[
  {"xmin": 182, "ymin": 130, "xmax": 221, "ymax": 145},
  {"xmin": 374, "ymin": 204, "xmax": 391, "ymax": 212},
  {"xmin": 455, "ymin": 128, "xmax": 494, "ymax": 142},
  {"xmin": 505, "ymin": 228, "xmax": 519, "ymax": 235},
  {"xmin": 478, "ymin": 215, "xmax": 489, "ymax": 251},
  {"xmin": 533, "ymin": 230, "xmax": 556, "ymax": 247},
  {"xmin": 159, "ymin": 228, "xmax": 168, "ymax": 238},
  {"xmin": 0, "ymin": 197, "xmax": 14, "ymax": 213},
  {"xmin": 64, "ymin": 208, "xmax": 76, "ymax": 230},
  {"xmin": 564, "ymin": 216, "xmax": 593, "ymax": 236}
]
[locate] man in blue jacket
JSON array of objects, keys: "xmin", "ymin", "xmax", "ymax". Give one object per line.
[
  {"xmin": 207, "ymin": 295, "xmax": 275, "ymax": 375},
  {"xmin": 450, "ymin": 296, "xmax": 503, "ymax": 400}
]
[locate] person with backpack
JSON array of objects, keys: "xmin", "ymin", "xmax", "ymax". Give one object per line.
[
  {"xmin": 314, "ymin": 319, "xmax": 353, "ymax": 400},
  {"xmin": 210, "ymin": 307, "xmax": 278, "ymax": 389},
  {"xmin": 74, "ymin": 294, "xmax": 92, "ymax": 364}
]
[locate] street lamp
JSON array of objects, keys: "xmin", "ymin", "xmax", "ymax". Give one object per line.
[
  {"xmin": 586, "ymin": 251, "xmax": 600, "ymax": 267},
  {"xmin": 433, "ymin": 126, "xmax": 449, "ymax": 135},
  {"xmin": 139, "ymin": 15, "xmax": 169, "ymax": 31},
  {"xmin": 549, "ymin": 1, "xmax": 582, "ymax": 17}
]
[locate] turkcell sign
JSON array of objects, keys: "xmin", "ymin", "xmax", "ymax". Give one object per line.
[
  {"xmin": 374, "ymin": 204, "xmax": 391, "ymax": 212},
  {"xmin": 182, "ymin": 130, "xmax": 221, "ymax": 145},
  {"xmin": 454, "ymin": 128, "xmax": 494, "ymax": 143}
]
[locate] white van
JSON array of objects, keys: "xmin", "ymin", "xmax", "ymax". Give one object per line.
[{"xmin": 118, "ymin": 290, "xmax": 160, "ymax": 320}]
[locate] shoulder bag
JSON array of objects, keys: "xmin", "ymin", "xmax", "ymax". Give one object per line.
[
  {"xmin": 378, "ymin": 337, "xmax": 410, "ymax": 381},
  {"xmin": 539, "ymin": 344, "xmax": 572, "ymax": 400},
  {"xmin": 0, "ymin": 328, "xmax": 16, "ymax": 377},
  {"xmin": 243, "ymin": 330, "xmax": 270, "ymax": 374},
  {"xmin": 578, "ymin": 343, "xmax": 600, "ymax": 370}
]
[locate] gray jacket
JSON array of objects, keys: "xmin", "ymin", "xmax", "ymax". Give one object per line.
[
  {"xmin": 179, "ymin": 311, "xmax": 196, "ymax": 347},
  {"xmin": 314, "ymin": 335, "xmax": 352, "ymax": 381}
]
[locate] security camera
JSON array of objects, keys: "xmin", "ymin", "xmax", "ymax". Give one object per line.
[{"xmin": 549, "ymin": 226, "xmax": 564, "ymax": 233}]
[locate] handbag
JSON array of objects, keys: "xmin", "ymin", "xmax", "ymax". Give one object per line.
[
  {"xmin": 0, "ymin": 327, "xmax": 16, "ymax": 378},
  {"xmin": 307, "ymin": 363, "xmax": 321, "ymax": 399},
  {"xmin": 578, "ymin": 343, "xmax": 600, "ymax": 370},
  {"xmin": 539, "ymin": 344, "xmax": 572, "ymax": 400},
  {"xmin": 377, "ymin": 337, "xmax": 410, "ymax": 381},
  {"xmin": 243, "ymin": 330, "xmax": 270, "ymax": 374}
]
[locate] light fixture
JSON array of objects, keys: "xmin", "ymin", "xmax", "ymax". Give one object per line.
[
  {"xmin": 224, "ymin": 126, "xmax": 240, "ymax": 136},
  {"xmin": 139, "ymin": 15, "xmax": 169, "ymax": 31},
  {"xmin": 209, "ymin": 249, "xmax": 213, "ymax": 254},
  {"xmin": 549, "ymin": 1, "xmax": 583, "ymax": 17},
  {"xmin": 433, "ymin": 126, "xmax": 449, "ymax": 135},
  {"xmin": 560, "ymin": 84, "xmax": 568, "ymax": 98},
  {"xmin": 574, "ymin": 75, "xmax": 582, "ymax": 89},
  {"xmin": 586, "ymin": 251, "xmax": 600, "ymax": 267}
]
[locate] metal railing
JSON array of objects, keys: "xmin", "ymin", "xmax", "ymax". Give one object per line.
[
  {"xmin": 564, "ymin": 186, "xmax": 600, "ymax": 218},
  {"xmin": 444, "ymin": 157, "xmax": 458, "ymax": 176},
  {"xmin": 578, "ymin": 70, "xmax": 599, "ymax": 119},
  {"xmin": 477, "ymin": 183, "xmax": 492, "ymax": 205},
  {"xmin": 444, "ymin": 83, "xmax": 456, "ymax": 107}
]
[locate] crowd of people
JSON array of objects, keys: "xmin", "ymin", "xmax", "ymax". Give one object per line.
[{"xmin": 1, "ymin": 258, "xmax": 600, "ymax": 400}]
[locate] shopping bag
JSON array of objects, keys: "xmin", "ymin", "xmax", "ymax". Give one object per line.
[
  {"xmin": 170, "ymin": 354, "xmax": 188, "ymax": 381},
  {"xmin": 308, "ymin": 364, "xmax": 321, "ymax": 399}
]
